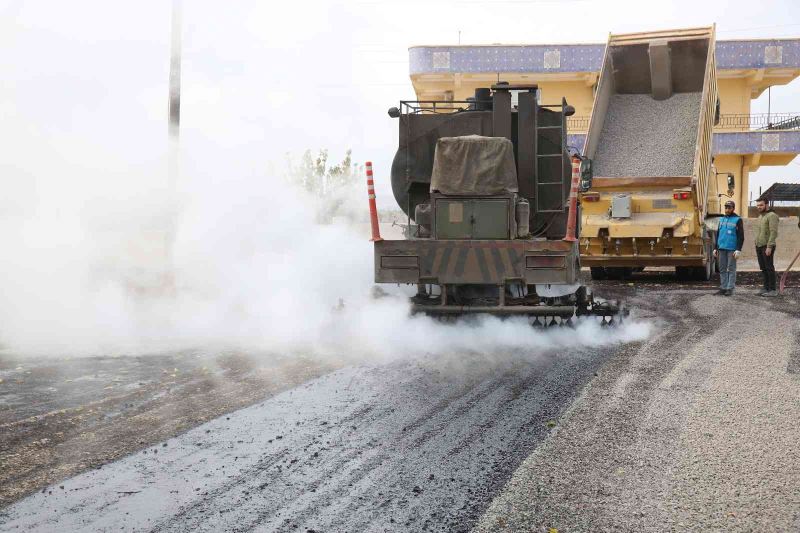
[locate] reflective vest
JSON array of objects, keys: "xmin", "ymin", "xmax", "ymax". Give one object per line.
[{"xmin": 717, "ymin": 215, "xmax": 740, "ymax": 251}]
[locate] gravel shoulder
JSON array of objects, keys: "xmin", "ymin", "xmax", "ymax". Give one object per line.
[{"xmin": 474, "ymin": 288, "xmax": 800, "ymax": 532}]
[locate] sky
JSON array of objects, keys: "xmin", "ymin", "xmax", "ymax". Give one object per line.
[{"xmin": 2, "ymin": 0, "xmax": 800, "ymax": 212}]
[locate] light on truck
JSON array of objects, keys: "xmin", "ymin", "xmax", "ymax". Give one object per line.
[
  {"xmin": 583, "ymin": 194, "xmax": 600, "ymax": 202},
  {"xmin": 672, "ymin": 192, "xmax": 690, "ymax": 200}
]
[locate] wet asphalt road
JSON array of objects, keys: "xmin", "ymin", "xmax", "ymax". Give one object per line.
[
  {"xmin": 0, "ymin": 352, "xmax": 334, "ymax": 508},
  {"xmin": 0, "ymin": 342, "xmax": 625, "ymax": 532}
]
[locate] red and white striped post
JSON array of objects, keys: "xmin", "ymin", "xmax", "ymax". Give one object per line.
[
  {"xmin": 563, "ymin": 155, "xmax": 581, "ymax": 242},
  {"xmin": 365, "ymin": 161, "xmax": 382, "ymax": 242}
]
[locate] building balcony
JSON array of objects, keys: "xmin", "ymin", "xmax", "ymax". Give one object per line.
[
  {"xmin": 566, "ymin": 116, "xmax": 590, "ymax": 132},
  {"xmin": 410, "ymin": 39, "xmax": 800, "ymax": 75},
  {"xmin": 716, "ymin": 113, "xmax": 800, "ymax": 132}
]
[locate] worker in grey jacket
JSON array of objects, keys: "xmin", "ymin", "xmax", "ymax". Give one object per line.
[
  {"xmin": 754, "ymin": 198, "xmax": 780, "ymax": 296},
  {"xmin": 713, "ymin": 200, "xmax": 744, "ymax": 296}
]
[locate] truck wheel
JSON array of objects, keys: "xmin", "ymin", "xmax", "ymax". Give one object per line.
[
  {"xmin": 675, "ymin": 266, "xmax": 691, "ymax": 281},
  {"xmin": 606, "ymin": 267, "xmax": 632, "ymax": 280},
  {"xmin": 590, "ymin": 267, "xmax": 607, "ymax": 280},
  {"xmin": 701, "ymin": 258, "xmax": 713, "ymax": 281},
  {"xmin": 694, "ymin": 243, "xmax": 713, "ymax": 281}
]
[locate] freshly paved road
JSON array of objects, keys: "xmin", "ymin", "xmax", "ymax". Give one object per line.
[{"xmin": 0, "ymin": 329, "xmax": 634, "ymax": 532}]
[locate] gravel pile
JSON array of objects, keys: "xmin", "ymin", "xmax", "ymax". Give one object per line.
[
  {"xmin": 593, "ymin": 93, "xmax": 702, "ymax": 177},
  {"xmin": 474, "ymin": 289, "xmax": 800, "ymax": 532}
]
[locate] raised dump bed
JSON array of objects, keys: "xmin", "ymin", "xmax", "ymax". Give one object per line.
[
  {"xmin": 592, "ymin": 93, "xmax": 701, "ymax": 178},
  {"xmin": 580, "ymin": 26, "xmax": 720, "ymax": 281}
]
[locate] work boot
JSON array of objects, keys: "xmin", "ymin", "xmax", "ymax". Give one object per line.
[
  {"xmin": 723, "ymin": 289, "xmax": 733, "ymax": 296},
  {"xmin": 768, "ymin": 272, "xmax": 778, "ymax": 292},
  {"xmin": 714, "ymin": 289, "xmax": 726, "ymax": 295},
  {"xmin": 763, "ymin": 290, "xmax": 779, "ymax": 297}
]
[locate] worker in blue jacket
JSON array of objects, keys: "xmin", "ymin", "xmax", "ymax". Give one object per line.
[{"xmin": 712, "ymin": 200, "xmax": 745, "ymax": 296}]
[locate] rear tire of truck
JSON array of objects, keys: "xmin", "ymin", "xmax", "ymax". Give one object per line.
[
  {"xmin": 675, "ymin": 266, "xmax": 692, "ymax": 281},
  {"xmin": 590, "ymin": 267, "xmax": 607, "ymax": 280},
  {"xmin": 689, "ymin": 265, "xmax": 710, "ymax": 281},
  {"xmin": 699, "ymin": 259, "xmax": 713, "ymax": 281},
  {"xmin": 606, "ymin": 267, "xmax": 632, "ymax": 280},
  {"xmin": 694, "ymin": 242, "xmax": 713, "ymax": 281}
]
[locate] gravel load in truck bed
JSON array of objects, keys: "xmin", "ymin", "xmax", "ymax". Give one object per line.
[{"xmin": 593, "ymin": 92, "xmax": 702, "ymax": 177}]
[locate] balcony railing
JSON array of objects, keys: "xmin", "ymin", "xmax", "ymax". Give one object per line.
[
  {"xmin": 566, "ymin": 116, "xmax": 590, "ymax": 131},
  {"xmin": 716, "ymin": 113, "xmax": 800, "ymax": 132},
  {"xmin": 566, "ymin": 113, "xmax": 800, "ymax": 133}
]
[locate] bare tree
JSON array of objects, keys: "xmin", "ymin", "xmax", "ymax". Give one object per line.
[{"xmin": 285, "ymin": 149, "xmax": 363, "ymax": 222}]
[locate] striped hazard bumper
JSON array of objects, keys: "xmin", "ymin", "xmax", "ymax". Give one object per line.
[{"xmin": 374, "ymin": 239, "xmax": 579, "ymax": 285}]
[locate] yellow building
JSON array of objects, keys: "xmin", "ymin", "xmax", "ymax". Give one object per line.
[{"xmin": 407, "ymin": 39, "xmax": 800, "ymax": 215}]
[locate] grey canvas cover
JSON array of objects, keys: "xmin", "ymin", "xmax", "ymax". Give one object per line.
[{"xmin": 430, "ymin": 135, "xmax": 518, "ymax": 195}]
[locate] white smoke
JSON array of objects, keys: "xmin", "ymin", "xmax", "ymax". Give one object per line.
[
  {"xmin": 0, "ymin": 2, "xmax": 652, "ymax": 360},
  {"xmin": 0, "ymin": 147, "xmax": 651, "ymax": 358}
]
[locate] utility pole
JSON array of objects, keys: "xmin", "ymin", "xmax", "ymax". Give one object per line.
[
  {"xmin": 163, "ymin": 0, "xmax": 182, "ymax": 291},
  {"xmin": 169, "ymin": 0, "xmax": 181, "ymax": 141}
]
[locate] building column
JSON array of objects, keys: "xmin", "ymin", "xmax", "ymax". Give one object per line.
[{"xmin": 740, "ymin": 161, "xmax": 751, "ymax": 214}]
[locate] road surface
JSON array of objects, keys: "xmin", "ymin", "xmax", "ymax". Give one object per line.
[{"xmin": 2, "ymin": 277, "xmax": 799, "ymax": 532}]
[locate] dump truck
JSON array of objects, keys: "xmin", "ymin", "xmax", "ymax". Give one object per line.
[
  {"xmin": 372, "ymin": 84, "xmax": 626, "ymax": 324},
  {"xmin": 580, "ymin": 26, "xmax": 727, "ymax": 281}
]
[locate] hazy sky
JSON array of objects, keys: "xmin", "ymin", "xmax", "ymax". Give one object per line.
[{"xmin": 2, "ymin": 0, "xmax": 800, "ymax": 207}]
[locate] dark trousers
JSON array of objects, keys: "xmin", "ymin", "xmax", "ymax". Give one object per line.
[{"xmin": 756, "ymin": 245, "xmax": 776, "ymax": 291}]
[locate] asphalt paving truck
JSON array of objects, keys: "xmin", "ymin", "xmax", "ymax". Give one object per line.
[
  {"xmin": 372, "ymin": 83, "xmax": 625, "ymax": 324},
  {"xmin": 579, "ymin": 26, "xmax": 726, "ymax": 281}
]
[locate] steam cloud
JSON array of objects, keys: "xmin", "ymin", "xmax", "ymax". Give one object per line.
[
  {"xmin": 0, "ymin": 3, "xmax": 652, "ymax": 362},
  {"xmin": 0, "ymin": 152, "xmax": 651, "ymax": 359}
]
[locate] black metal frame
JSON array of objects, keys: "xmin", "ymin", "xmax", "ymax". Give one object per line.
[
  {"xmin": 399, "ymin": 100, "xmax": 486, "ymax": 115},
  {"xmin": 398, "ymin": 94, "xmax": 573, "ymax": 238},
  {"xmin": 397, "ymin": 100, "xmax": 572, "ymax": 115},
  {"xmin": 534, "ymin": 97, "xmax": 569, "ymax": 214}
]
